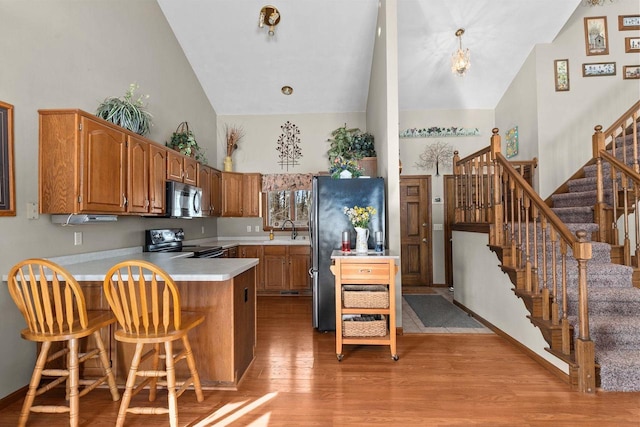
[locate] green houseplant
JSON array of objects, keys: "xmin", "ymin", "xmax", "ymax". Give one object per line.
[
  {"xmin": 166, "ymin": 121, "xmax": 206, "ymax": 163},
  {"xmin": 327, "ymin": 124, "xmax": 376, "ymax": 177},
  {"xmin": 95, "ymin": 83, "xmax": 152, "ymax": 136}
]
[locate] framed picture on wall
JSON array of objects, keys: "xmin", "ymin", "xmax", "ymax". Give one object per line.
[
  {"xmin": 584, "ymin": 16, "xmax": 609, "ymax": 56},
  {"xmin": 583, "ymin": 62, "xmax": 616, "ymax": 77},
  {"xmin": 625, "ymin": 37, "xmax": 640, "ymax": 53},
  {"xmin": 0, "ymin": 100, "xmax": 15, "ymax": 216},
  {"xmin": 623, "ymin": 65, "xmax": 640, "ymax": 80},
  {"xmin": 554, "ymin": 59, "xmax": 570, "ymax": 91},
  {"xmin": 618, "ymin": 15, "xmax": 640, "ymax": 31}
]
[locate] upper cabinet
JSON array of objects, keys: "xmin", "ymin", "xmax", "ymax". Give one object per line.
[
  {"xmin": 40, "ymin": 110, "xmax": 127, "ymax": 214},
  {"xmin": 220, "ymin": 172, "xmax": 261, "ymax": 218},
  {"xmin": 167, "ymin": 150, "xmax": 197, "ymax": 185},
  {"xmin": 127, "ymin": 135, "xmax": 150, "ymax": 213},
  {"xmin": 148, "ymin": 144, "xmax": 167, "ymax": 215}
]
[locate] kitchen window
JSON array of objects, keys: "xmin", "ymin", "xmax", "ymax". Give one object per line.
[{"xmin": 262, "ymin": 173, "xmax": 312, "ymax": 231}]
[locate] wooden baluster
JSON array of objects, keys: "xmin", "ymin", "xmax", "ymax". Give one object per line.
[
  {"xmin": 633, "ymin": 110, "xmax": 639, "ymax": 174},
  {"xmin": 509, "ymin": 175, "xmax": 517, "ymax": 267},
  {"xmin": 621, "ymin": 166, "xmax": 631, "ymax": 266},
  {"xmin": 531, "ymin": 204, "xmax": 539, "ymax": 295},
  {"xmin": 517, "ymin": 185, "xmax": 523, "ymax": 269},
  {"xmin": 592, "ymin": 125, "xmax": 607, "ymax": 243},
  {"xmin": 550, "ymin": 227, "xmax": 559, "ymax": 326},
  {"xmin": 635, "ymin": 184, "xmax": 640, "ymax": 268},
  {"xmin": 473, "ymin": 157, "xmax": 480, "ymax": 222},
  {"xmin": 611, "ymin": 155, "xmax": 620, "ymax": 246},
  {"xmin": 453, "ymin": 151, "xmax": 462, "ymax": 223},
  {"xmin": 541, "ymin": 216, "xmax": 550, "ymax": 321},
  {"xmin": 523, "ymin": 195, "xmax": 532, "ymax": 292},
  {"xmin": 560, "ymin": 239, "xmax": 569, "ymax": 355}
]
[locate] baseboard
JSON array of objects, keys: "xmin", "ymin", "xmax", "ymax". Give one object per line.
[
  {"xmin": 0, "ymin": 385, "xmax": 27, "ymax": 410},
  {"xmin": 452, "ymin": 300, "xmax": 571, "ymax": 386}
]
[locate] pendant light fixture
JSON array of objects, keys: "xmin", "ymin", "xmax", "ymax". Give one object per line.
[
  {"xmin": 258, "ymin": 5, "xmax": 281, "ymax": 36},
  {"xmin": 451, "ymin": 28, "xmax": 471, "ymax": 77}
]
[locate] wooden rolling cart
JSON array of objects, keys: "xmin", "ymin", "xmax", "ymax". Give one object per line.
[{"xmin": 330, "ymin": 251, "xmax": 399, "ymax": 361}]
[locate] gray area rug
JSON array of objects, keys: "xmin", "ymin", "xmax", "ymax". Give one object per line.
[{"xmin": 404, "ymin": 295, "xmax": 483, "ymax": 328}]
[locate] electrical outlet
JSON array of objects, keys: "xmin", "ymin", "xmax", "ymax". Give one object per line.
[
  {"xmin": 254, "ymin": 225, "xmax": 260, "ymax": 232},
  {"xmin": 246, "ymin": 225, "xmax": 252, "ymax": 232},
  {"xmin": 201, "ymin": 225, "xmax": 205, "ymax": 234},
  {"xmin": 74, "ymin": 231, "xmax": 83, "ymax": 246}
]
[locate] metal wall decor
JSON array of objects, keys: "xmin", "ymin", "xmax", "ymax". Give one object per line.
[
  {"xmin": 276, "ymin": 121, "xmax": 302, "ymax": 171},
  {"xmin": 414, "ymin": 141, "xmax": 454, "ymax": 176},
  {"xmin": 399, "ymin": 126, "xmax": 480, "ymax": 138}
]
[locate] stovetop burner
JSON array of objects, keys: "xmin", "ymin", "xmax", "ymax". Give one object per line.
[{"xmin": 144, "ymin": 228, "xmax": 223, "ymax": 258}]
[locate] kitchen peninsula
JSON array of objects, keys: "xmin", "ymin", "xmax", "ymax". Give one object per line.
[{"xmin": 49, "ymin": 250, "xmax": 258, "ymax": 390}]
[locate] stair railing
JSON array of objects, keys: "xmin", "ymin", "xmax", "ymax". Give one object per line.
[
  {"xmin": 453, "ymin": 128, "xmax": 596, "ymax": 393},
  {"xmin": 593, "ymin": 100, "xmax": 640, "ymax": 266}
]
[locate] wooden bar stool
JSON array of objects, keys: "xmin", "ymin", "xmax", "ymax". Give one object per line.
[
  {"xmin": 103, "ymin": 259, "xmax": 204, "ymax": 427},
  {"xmin": 6, "ymin": 259, "xmax": 120, "ymax": 427}
]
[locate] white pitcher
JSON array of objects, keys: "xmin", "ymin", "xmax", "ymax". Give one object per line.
[{"xmin": 354, "ymin": 227, "xmax": 369, "ymax": 254}]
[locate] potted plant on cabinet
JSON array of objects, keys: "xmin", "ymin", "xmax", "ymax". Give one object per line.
[
  {"xmin": 95, "ymin": 83, "xmax": 153, "ymax": 136},
  {"xmin": 326, "ymin": 124, "xmax": 377, "ymax": 177},
  {"xmin": 166, "ymin": 121, "xmax": 207, "ymax": 163}
]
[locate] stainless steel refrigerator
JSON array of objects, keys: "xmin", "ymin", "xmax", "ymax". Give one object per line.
[{"xmin": 310, "ymin": 176, "xmax": 386, "ymax": 331}]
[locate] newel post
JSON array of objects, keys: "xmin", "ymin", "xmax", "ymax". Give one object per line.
[
  {"xmin": 490, "ymin": 129, "xmax": 504, "ymax": 246},
  {"xmin": 573, "ymin": 230, "xmax": 596, "ymax": 393},
  {"xmin": 592, "ymin": 125, "xmax": 608, "ymax": 243}
]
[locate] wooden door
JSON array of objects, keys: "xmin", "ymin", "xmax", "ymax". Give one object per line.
[
  {"xmin": 399, "ymin": 176, "xmax": 432, "ymax": 286},
  {"xmin": 148, "ymin": 144, "xmax": 167, "ymax": 215},
  {"xmin": 80, "ymin": 116, "xmax": 127, "ymax": 213},
  {"xmin": 288, "ymin": 245, "xmax": 311, "ymax": 291},
  {"xmin": 263, "ymin": 245, "xmax": 287, "ymax": 291},
  {"xmin": 127, "ymin": 136, "xmax": 149, "ymax": 213},
  {"xmin": 198, "ymin": 164, "xmax": 212, "ymax": 216},
  {"xmin": 242, "ymin": 173, "xmax": 262, "ymax": 217},
  {"xmin": 221, "ymin": 172, "xmax": 244, "ymax": 217}
]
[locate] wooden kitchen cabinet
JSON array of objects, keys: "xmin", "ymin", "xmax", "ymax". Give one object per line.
[
  {"xmin": 148, "ymin": 144, "xmax": 167, "ymax": 215},
  {"xmin": 167, "ymin": 150, "xmax": 197, "ymax": 185},
  {"xmin": 239, "ymin": 245, "xmax": 264, "ymax": 291},
  {"xmin": 211, "ymin": 168, "xmax": 222, "ymax": 216},
  {"xmin": 198, "ymin": 164, "xmax": 212, "ymax": 216},
  {"xmin": 242, "ymin": 173, "xmax": 262, "ymax": 217},
  {"xmin": 221, "ymin": 172, "xmax": 244, "ymax": 217},
  {"xmin": 263, "ymin": 245, "xmax": 311, "ymax": 294},
  {"xmin": 127, "ymin": 135, "xmax": 150, "ymax": 213},
  {"xmin": 39, "ymin": 110, "xmax": 128, "ymax": 214}
]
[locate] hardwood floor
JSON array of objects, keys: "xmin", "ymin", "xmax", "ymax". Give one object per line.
[{"xmin": 2, "ymin": 296, "xmax": 639, "ymax": 426}]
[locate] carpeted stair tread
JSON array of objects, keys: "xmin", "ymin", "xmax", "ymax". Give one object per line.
[
  {"xmin": 595, "ymin": 349, "xmax": 640, "ymax": 391},
  {"xmin": 588, "ymin": 315, "xmax": 640, "ymax": 350},
  {"xmin": 551, "ymin": 207, "xmax": 594, "ymax": 224},
  {"xmin": 551, "ymin": 189, "xmax": 615, "ymax": 208}
]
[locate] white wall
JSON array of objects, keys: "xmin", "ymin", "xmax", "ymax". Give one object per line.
[
  {"xmin": 499, "ymin": 0, "xmax": 640, "ymax": 198},
  {"xmin": 399, "ymin": 109, "xmax": 494, "ymax": 284},
  {"xmin": 452, "ymin": 231, "xmax": 569, "ymax": 373},
  {"xmin": 0, "ymin": 0, "xmax": 217, "ymax": 398}
]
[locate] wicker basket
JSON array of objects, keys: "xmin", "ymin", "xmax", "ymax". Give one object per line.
[
  {"xmin": 342, "ymin": 315, "xmax": 387, "ymax": 337},
  {"xmin": 342, "ymin": 285, "xmax": 389, "ymax": 309}
]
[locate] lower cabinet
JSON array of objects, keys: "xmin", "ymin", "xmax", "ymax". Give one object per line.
[
  {"xmin": 239, "ymin": 245, "xmax": 264, "ymax": 291},
  {"xmin": 263, "ymin": 245, "xmax": 311, "ymax": 294}
]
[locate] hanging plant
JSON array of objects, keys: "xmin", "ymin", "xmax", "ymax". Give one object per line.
[
  {"xmin": 95, "ymin": 83, "xmax": 152, "ymax": 136},
  {"xmin": 166, "ymin": 121, "xmax": 206, "ymax": 163}
]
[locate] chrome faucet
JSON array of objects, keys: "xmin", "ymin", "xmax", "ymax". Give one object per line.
[{"xmin": 281, "ymin": 219, "xmax": 298, "ymax": 240}]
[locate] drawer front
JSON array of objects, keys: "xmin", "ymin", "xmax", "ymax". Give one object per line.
[{"xmin": 340, "ymin": 263, "xmax": 389, "ymax": 281}]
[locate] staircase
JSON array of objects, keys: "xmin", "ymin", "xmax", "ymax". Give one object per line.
[
  {"xmin": 549, "ymin": 118, "xmax": 640, "ymax": 391},
  {"xmin": 450, "ymin": 101, "xmax": 640, "ymax": 392}
]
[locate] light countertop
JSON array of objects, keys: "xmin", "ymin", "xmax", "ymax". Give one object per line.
[
  {"xmin": 186, "ymin": 236, "xmax": 311, "ymax": 248},
  {"xmin": 3, "ymin": 251, "xmax": 258, "ymax": 282}
]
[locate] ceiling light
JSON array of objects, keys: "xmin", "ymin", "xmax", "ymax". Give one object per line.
[
  {"xmin": 281, "ymin": 86, "xmax": 293, "ymax": 95},
  {"xmin": 451, "ymin": 28, "xmax": 470, "ymax": 77},
  {"xmin": 584, "ymin": 0, "xmax": 612, "ymax": 5},
  {"xmin": 258, "ymin": 5, "xmax": 280, "ymax": 36}
]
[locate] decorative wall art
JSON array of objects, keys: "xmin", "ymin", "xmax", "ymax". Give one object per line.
[
  {"xmin": 399, "ymin": 126, "xmax": 479, "ymax": 138},
  {"xmin": 625, "ymin": 37, "xmax": 640, "ymax": 53},
  {"xmin": 623, "ymin": 65, "xmax": 640, "ymax": 80},
  {"xmin": 414, "ymin": 141, "xmax": 454, "ymax": 176},
  {"xmin": 583, "ymin": 62, "xmax": 616, "ymax": 77},
  {"xmin": 0, "ymin": 100, "xmax": 15, "ymax": 216},
  {"xmin": 618, "ymin": 15, "xmax": 640, "ymax": 31},
  {"xmin": 554, "ymin": 59, "xmax": 570, "ymax": 91},
  {"xmin": 506, "ymin": 126, "xmax": 519, "ymax": 159},
  {"xmin": 584, "ymin": 16, "xmax": 609, "ymax": 56},
  {"xmin": 276, "ymin": 121, "xmax": 302, "ymax": 171}
]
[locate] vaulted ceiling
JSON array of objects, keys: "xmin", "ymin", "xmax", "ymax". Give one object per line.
[{"xmin": 158, "ymin": 0, "xmax": 581, "ymax": 116}]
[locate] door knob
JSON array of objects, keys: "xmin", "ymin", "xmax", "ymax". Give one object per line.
[{"xmin": 422, "ymin": 238, "xmax": 428, "ymax": 243}]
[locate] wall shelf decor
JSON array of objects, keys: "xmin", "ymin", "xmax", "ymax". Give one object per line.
[
  {"xmin": 618, "ymin": 15, "xmax": 640, "ymax": 31},
  {"xmin": 0, "ymin": 100, "xmax": 15, "ymax": 216},
  {"xmin": 554, "ymin": 59, "xmax": 570, "ymax": 91},
  {"xmin": 399, "ymin": 127, "xmax": 479, "ymax": 138},
  {"xmin": 584, "ymin": 16, "xmax": 609, "ymax": 56},
  {"xmin": 583, "ymin": 62, "xmax": 616, "ymax": 77}
]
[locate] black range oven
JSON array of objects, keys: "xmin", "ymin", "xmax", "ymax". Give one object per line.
[{"xmin": 144, "ymin": 228, "xmax": 224, "ymax": 258}]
